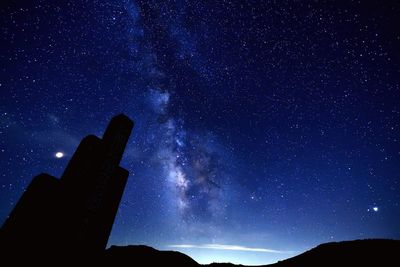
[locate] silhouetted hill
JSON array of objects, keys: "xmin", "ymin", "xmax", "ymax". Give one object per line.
[
  {"xmin": 99, "ymin": 239, "xmax": 400, "ymax": 267},
  {"xmin": 208, "ymin": 264, "xmax": 244, "ymax": 267},
  {"xmin": 102, "ymin": 245, "xmax": 199, "ymax": 267},
  {"xmin": 268, "ymin": 239, "xmax": 400, "ymax": 267}
]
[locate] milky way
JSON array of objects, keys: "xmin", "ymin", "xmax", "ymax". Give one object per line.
[
  {"xmin": 1, "ymin": 0, "xmax": 400, "ymax": 265},
  {"xmin": 122, "ymin": 0, "xmax": 231, "ymax": 225}
]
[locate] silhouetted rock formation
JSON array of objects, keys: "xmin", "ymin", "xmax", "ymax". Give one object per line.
[{"xmin": 0, "ymin": 114, "xmax": 134, "ymax": 258}]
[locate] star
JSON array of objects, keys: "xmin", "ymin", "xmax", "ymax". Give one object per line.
[
  {"xmin": 367, "ymin": 206, "xmax": 379, "ymax": 212},
  {"xmin": 55, "ymin": 152, "xmax": 64, "ymax": 158}
]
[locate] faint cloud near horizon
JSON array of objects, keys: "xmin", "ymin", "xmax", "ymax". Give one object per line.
[{"xmin": 168, "ymin": 244, "xmax": 295, "ymax": 254}]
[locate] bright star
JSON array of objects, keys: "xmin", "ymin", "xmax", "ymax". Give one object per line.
[
  {"xmin": 373, "ymin": 206, "xmax": 379, "ymax": 212},
  {"xmin": 55, "ymin": 152, "xmax": 64, "ymax": 158}
]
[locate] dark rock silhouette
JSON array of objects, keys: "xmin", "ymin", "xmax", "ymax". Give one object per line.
[{"xmin": 0, "ymin": 114, "xmax": 134, "ymax": 258}]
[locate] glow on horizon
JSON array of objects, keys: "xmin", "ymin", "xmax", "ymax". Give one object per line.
[
  {"xmin": 168, "ymin": 244, "xmax": 294, "ymax": 253},
  {"xmin": 167, "ymin": 244, "xmax": 298, "ymax": 265}
]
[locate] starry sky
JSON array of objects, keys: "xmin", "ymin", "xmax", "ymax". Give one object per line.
[{"xmin": 1, "ymin": 0, "xmax": 400, "ymax": 265}]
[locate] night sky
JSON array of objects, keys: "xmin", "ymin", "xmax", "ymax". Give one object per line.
[{"xmin": 1, "ymin": 0, "xmax": 400, "ymax": 265}]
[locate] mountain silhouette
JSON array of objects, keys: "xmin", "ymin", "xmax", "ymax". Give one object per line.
[
  {"xmin": 99, "ymin": 239, "xmax": 399, "ymax": 267},
  {"xmin": 102, "ymin": 245, "xmax": 199, "ymax": 266},
  {"xmin": 267, "ymin": 239, "xmax": 400, "ymax": 267}
]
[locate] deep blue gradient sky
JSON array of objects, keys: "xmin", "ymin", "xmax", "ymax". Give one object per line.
[{"xmin": 1, "ymin": 0, "xmax": 399, "ymax": 265}]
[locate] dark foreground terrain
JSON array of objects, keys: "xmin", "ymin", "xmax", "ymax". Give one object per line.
[
  {"xmin": 1, "ymin": 238, "xmax": 399, "ymax": 266},
  {"xmin": 102, "ymin": 239, "xmax": 400, "ymax": 267}
]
